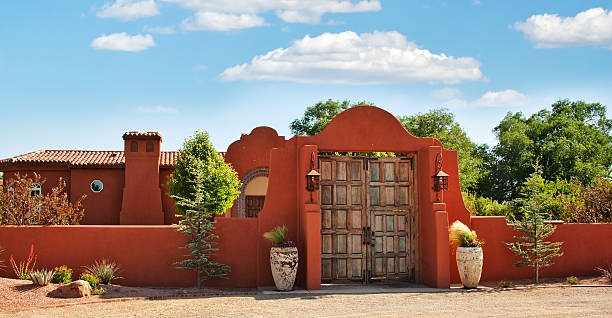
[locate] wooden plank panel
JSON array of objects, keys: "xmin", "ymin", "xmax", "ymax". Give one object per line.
[
  {"xmin": 351, "ymin": 210, "xmax": 361, "ymax": 228},
  {"xmin": 375, "ymin": 258, "xmax": 383, "ymax": 274},
  {"xmin": 337, "ymin": 259, "xmax": 347, "ymax": 278},
  {"xmin": 321, "ymin": 161, "xmax": 332, "ymax": 180},
  {"xmin": 385, "ymin": 186, "xmax": 394, "ymax": 206},
  {"xmin": 351, "ymin": 162, "xmax": 361, "ymax": 181},
  {"xmin": 386, "ymin": 236, "xmax": 394, "ymax": 253},
  {"xmin": 336, "ymin": 185, "xmax": 347, "ymax": 205},
  {"xmin": 397, "ymin": 215, "xmax": 406, "ymax": 231},
  {"xmin": 336, "ymin": 210, "xmax": 346, "ymax": 229},
  {"xmin": 351, "ymin": 187, "xmax": 361, "ymax": 206},
  {"xmin": 351, "ymin": 235, "xmax": 361, "ymax": 254},
  {"xmin": 352, "ymin": 259, "xmax": 362, "ymax": 277},
  {"xmin": 399, "ymin": 257, "xmax": 406, "ymax": 273},
  {"xmin": 322, "ymin": 234, "xmax": 332, "ymax": 253},
  {"xmin": 399, "ymin": 162, "xmax": 410, "ymax": 181},
  {"xmin": 387, "ymin": 258, "xmax": 395, "ymax": 274},
  {"xmin": 322, "ymin": 185, "xmax": 332, "ymax": 205},
  {"xmin": 384, "ymin": 163, "xmax": 394, "ymax": 181},
  {"xmin": 399, "ymin": 186, "xmax": 409, "ymax": 205},
  {"xmin": 322, "ymin": 210, "xmax": 332, "ymax": 230},
  {"xmin": 386, "ymin": 215, "xmax": 394, "ymax": 232},
  {"xmin": 399, "ymin": 236, "xmax": 406, "ymax": 252},
  {"xmin": 370, "ymin": 162, "xmax": 379, "ymax": 181},
  {"xmin": 322, "ymin": 259, "xmax": 332, "ymax": 278},
  {"xmin": 370, "ymin": 187, "xmax": 380, "ymax": 206},
  {"xmin": 336, "ymin": 162, "xmax": 347, "ymax": 181},
  {"xmin": 337, "ymin": 234, "xmax": 347, "ymax": 254}
]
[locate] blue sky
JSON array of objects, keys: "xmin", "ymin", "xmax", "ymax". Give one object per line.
[{"xmin": 1, "ymin": 0, "xmax": 611, "ymax": 159}]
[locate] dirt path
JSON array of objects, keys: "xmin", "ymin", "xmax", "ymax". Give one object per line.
[{"xmin": 8, "ymin": 287, "xmax": 611, "ymax": 318}]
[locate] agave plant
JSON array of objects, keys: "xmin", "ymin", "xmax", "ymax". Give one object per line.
[
  {"xmin": 83, "ymin": 259, "xmax": 121, "ymax": 284},
  {"xmin": 449, "ymin": 220, "xmax": 482, "ymax": 248},
  {"xmin": 263, "ymin": 225, "xmax": 295, "ymax": 247},
  {"xmin": 30, "ymin": 269, "xmax": 55, "ymax": 286}
]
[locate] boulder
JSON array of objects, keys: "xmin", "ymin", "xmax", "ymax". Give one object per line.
[{"xmin": 48, "ymin": 280, "xmax": 92, "ymax": 298}]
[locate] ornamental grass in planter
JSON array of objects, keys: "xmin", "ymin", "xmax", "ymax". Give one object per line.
[
  {"xmin": 263, "ymin": 225, "xmax": 298, "ymax": 291},
  {"xmin": 449, "ymin": 220, "xmax": 484, "ymax": 288}
]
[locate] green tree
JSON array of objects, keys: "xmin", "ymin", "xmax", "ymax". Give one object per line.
[
  {"xmin": 167, "ymin": 130, "xmax": 241, "ymax": 216},
  {"xmin": 290, "ymin": 99, "xmax": 354, "ymax": 136},
  {"xmin": 173, "ymin": 169, "xmax": 229, "ymax": 287},
  {"xmin": 479, "ymin": 100, "xmax": 612, "ymax": 202},
  {"xmin": 398, "ymin": 108, "xmax": 484, "ymax": 191},
  {"xmin": 505, "ymin": 168, "xmax": 564, "ymax": 284}
]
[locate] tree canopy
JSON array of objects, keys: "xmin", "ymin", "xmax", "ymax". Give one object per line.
[
  {"xmin": 398, "ymin": 108, "xmax": 484, "ymax": 191},
  {"xmin": 167, "ymin": 130, "xmax": 241, "ymax": 216},
  {"xmin": 477, "ymin": 99, "xmax": 612, "ymax": 202},
  {"xmin": 290, "ymin": 99, "xmax": 368, "ymax": 136}
]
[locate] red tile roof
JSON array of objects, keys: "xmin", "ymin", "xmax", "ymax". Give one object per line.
[
  {"xmin": 123, "ymin": 131, "xmax": 162, "ymax": 139},
  {"xmin": 0, "ymin": 150, "xmax": 226, "ymax": 168},
  {"xmin": 0, "ymin": 150, "xmax": 180, "ymax": 168}
]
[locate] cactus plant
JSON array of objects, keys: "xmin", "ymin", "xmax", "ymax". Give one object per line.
[{"xmin": 30, "ymin": 269, "xmax": 55, "ymax": 286}]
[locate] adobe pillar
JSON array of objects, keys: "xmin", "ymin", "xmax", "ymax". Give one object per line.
[{"xmin": 119, "ymin": 132, "xmax": 165, "ymax": 225}]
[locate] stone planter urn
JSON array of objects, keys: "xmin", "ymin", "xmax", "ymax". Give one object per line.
[
  {"xmin": 456, "ymin": 246, "xmax": 483, "ymax": 288},
  {"xmin": 270, "ymin": 246, "xmax": 298, "ymax": 291}
]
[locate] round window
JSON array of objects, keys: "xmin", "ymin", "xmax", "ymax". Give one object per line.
[{"xmin": 91, "ymin": 180, "xmax": 103, "ymax": 193}]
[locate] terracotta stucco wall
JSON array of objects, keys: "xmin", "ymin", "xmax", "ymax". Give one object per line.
[
  {"xmin": 1, "ymin": 167, "xmax": 70, "ymax": 199},
  {"xmin": 70, "ymin": 168, "xmax": 124, "ymax": 225},
  {"xmin": 0, "ymin": 218, "xmax": 258, "ymax": 287}
]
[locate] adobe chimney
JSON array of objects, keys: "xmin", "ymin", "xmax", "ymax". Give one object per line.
[{"xmin": 119, "ymin": 131, "xmax": 164, "ymax": 224}]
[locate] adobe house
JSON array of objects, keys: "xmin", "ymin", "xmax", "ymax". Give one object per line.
[
  {"xmin": 0, "ymin": 106, "xmax": 462, "ymax": 288},
  {"xmin": 3, "ymin": 106, "xmax": 607, "ymax": 289}
]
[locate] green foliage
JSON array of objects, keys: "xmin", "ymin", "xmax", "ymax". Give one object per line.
[
  {"xmin": 478, "ymin": 100, "xmax": 612, "ymax": 202},
  {"xmin": 29, "ymin": 269, "xmax": 55, "ymax": 286},
  {"xmin": 290, "ymin": 99, "xmax": 355, "ymax": 136},
  {"xmin": 566, "ymin": 276, "xmax": 578, "ymax": 284},
  {"xmin": 448, "ymin": 221, "xmax": 482, "ymax": 247},
  {"xmin": 399, "ymin": 108, "xmax": 484, "ymax": 191},
  {"xmin": 167, "ymin": 130, "xmax": 241, "ymax": 217},
  {"xmin": 462, "ymin": 191, "xmax": 514, "ymax": 218},
  {"xmin": 559, "ymin": 177, "xmax": 611, "ymax": 223},
  {"xmin": 51, "ymin": 265, "xmax": 72, "ymax": 284},
  {"xmin": 80, "ymin": 273, "xmax": 100, "ymax": 290},
  {"xmin": 92, "ymin": 287, "xmax": 106, "ymax": 295},
  {"xmin": 174, "ymin": 169, "xmax": 230, "ymax": 288},
  {"xmin": 9, "ymin": 244, "xmax": 37, "ymax": 279},
  {"xmin": 83, "ymin": 259, "xmax": 121, "ymax": 284},
  {"xmin": 505, "ymin": 168, "xmax": 564, "ymax": 284},
  {"xmin": 263, "ymin": 225, "xmax": 295, "ymax": 247},
  {"xmin": 0, "ymin": 173, "xmax": 86, "ymax": 225}
]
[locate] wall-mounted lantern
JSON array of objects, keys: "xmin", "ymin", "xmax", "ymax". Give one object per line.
[
  {"xmin": 306, "ymin": 152, "xmax": 321, "ymax": 202},
  {"xmin": 306, "ymin": 169, "xmax": 321, "ymax": 192},
  {"xmin": 432, "ymin": 153, "xmax": 449, "ymax": 192}
]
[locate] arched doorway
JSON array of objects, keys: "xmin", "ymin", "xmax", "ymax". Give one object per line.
[{"xmin": 236, "ymin": 168, "xmax": 269, "ymax": 218}]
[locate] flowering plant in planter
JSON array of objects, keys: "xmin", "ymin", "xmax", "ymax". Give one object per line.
[
  {"xmin": 263, "ymin": 226, "xmax": 295, "ymax": 248},
  {"xmin": 449, "ymin": 220, "xmax": 484, "ymax": 289},
  {"xmin": 449, "ymin": 221, "xmax": 484, "ymax": 248},
  {"xmin": 263, "ymin": 225, "xmax": 298, "ymax": 291}
]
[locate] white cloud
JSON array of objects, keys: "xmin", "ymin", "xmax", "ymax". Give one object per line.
[
  {"xmin": 91, "ymin": 33, "xmax": 155, "ymax": 52},
  {"xmin": 435, "ymin": 89, "xmax": 526, "ymax": 108},
  {"xmin": 472, "ymin": 89, "xmax": 526, "ymax": 107},
  {"xmin": 145, "ymin": 26, "xmax": 175, "ymax": 34},
  {"xmin": 164, "ymin": 0, "xmax": 380, "ymax": 29},
  {"xmin": 182, "ymin": 11, "xmax": 266, "ymax": 31},
  {"xmin": 97, "ymin": 0, "xmax": 159, "ymax": 21},
  {"xmin": 137, "ymin": 106, "xmax": 178, "ymax": 114},
  {"xmin": 433, "ymin": 87, "xmax": 462, "ymax": 100},
  {"xmin": 220, "ymin": 31, "xmax": 483, "ymax": 84},
  {"xmin": 515, "ymin": 8, "xmax": 612, "ymax": 49},
  {"xmin": 472, "ymin": 0, "xmax": 481, "ymax": 5}
]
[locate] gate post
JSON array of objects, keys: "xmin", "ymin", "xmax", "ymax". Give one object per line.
[
  {"xmin": 299, "ymin": 144, "xmax": 321, "ymax": 290},
  {"xmin": 418, "ymin": 146, "xmax": 451, "ymax": 288}
]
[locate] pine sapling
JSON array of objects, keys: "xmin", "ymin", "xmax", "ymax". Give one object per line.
[
  {"xmin": 505, "ymin": 167, "xmax": 563, "ymax": 284},
  {"xmin": 173, "ymin": 169, "xmax": 229, "ymax": 288}
]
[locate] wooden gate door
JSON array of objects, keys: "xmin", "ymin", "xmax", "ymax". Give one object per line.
[
  {"xmin": 366, "ymin": 157, "xmax": 418, "ymax": 282},
  {"xmin": 320, "ymin": 155, "xmax": 418, "ymax": 283},
  {"xmin": 320, "ymin": 156, "xmax": 367, "ymax": 282}
]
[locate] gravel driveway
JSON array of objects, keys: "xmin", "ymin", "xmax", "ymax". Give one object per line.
[{"xmin": 8, "ymin": 287, "xmax": 611, "ymax": 318}]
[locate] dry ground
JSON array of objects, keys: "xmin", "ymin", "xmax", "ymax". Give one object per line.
[{"xmin": 6, "ymin": 286, "xmax": 612, "ymax": 318}]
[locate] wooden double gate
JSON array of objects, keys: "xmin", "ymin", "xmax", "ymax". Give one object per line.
[{"xmin": 319, "ymin": 155, "xmax": 418, "ymax": 283}]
